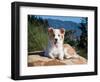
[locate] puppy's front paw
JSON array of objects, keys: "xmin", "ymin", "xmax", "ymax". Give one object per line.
[
  {"xmin": 65, "ymin": 54, "xmax": 79, "ymax": 59},
  {"xmin": 49, "ymin": 54, "xmax": 55, "ymax": 59},
  {"xmin": 59, "ymin": 55, "xmax": 64, "ymax": 60},
  {"xmin": 65, "ymin": 55, "xmax": 72, "ymax": 59}
]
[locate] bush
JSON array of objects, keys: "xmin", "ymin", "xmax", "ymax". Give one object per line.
[{"xmin": 28, "ymin": 22, "xmax": 48, "ymax": 52}]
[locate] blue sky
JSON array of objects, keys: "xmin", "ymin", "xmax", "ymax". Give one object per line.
[{"xmin": 36, "ymin": 15, "xmax": 84, "ymax": 23}]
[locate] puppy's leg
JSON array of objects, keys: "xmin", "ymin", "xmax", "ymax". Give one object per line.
[
  {"xmin": 64, "ymin": 49, "xmax": 72, "ymax": 59},
  {"xmin": 58, "ymin": 52, "xmax": 64, "ymax": 60},
  {"xmin": 64, "ymin": 53, "xmax": 72, "ymax": 58},
  {"xmin": 64, "ymin": 53, "xmax": 79, "ymax": 59},
  {"xmin": 49, "ymin": 53, "xmax": 55, "ymax": 59},
  {"xmin": 73, "ymin": 54, "xmax": 79, "ymax": 58}
]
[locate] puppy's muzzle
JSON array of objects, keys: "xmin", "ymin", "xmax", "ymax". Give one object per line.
[{"xmin": 54, "ymin": 38, "xmax": 58, "ymax": 44}]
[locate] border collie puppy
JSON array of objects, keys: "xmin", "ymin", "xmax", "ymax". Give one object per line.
[{"xmin": 45, "ymin": 27, "xmax": 79, "ymax": 60}]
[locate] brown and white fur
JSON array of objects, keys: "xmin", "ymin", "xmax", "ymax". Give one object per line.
[{"xmin": 44, "ymin": 27, "xmax": 79, "ymax": 60}]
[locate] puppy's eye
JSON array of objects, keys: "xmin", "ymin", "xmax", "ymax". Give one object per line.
[
  {"xmin": 58, "ymin": 34, "xmax": 60, "ymax": 37},
  {"xmin": 53, "ymin": 34, "xmax": 55, "ymax": 37}
]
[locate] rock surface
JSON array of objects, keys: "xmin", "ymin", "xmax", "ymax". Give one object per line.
[{"xmin": 28, "ymin": 55, "xmax": 87, "ymax": 66}]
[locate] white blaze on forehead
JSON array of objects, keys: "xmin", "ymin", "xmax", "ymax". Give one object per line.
[
  {"xmin": 53, "ymin": 29, "xmax": 62, "ymax": 42},
  {"xmin": 53, "ymin": 29, "xmax": 61, "ymax": 35}
]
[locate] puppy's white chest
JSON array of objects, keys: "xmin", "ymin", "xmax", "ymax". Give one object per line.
[
  {"xmin": 52, "ymin": 47, "xmax": 59, "ymax": 54},
  {"xmin": 51, "ymin": 46, "xmax": 63, "ymax": 55}
]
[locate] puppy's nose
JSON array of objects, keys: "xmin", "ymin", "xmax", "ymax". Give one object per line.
[{"xmin": 55, "ymin": 38, "xmax": 58, "ymax": 42}]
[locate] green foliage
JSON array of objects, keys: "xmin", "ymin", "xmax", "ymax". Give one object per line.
[
  {"xmin": 28, "ymin": 15, "xmax": 48, "ymax": 52},
  {"xmin": 77, "ymin": 18, "xmax": 88, "ymax": 59},
  {"xmin": 78, "ymin": 18, "xmax": 87, "ymax": 49},
  {"xmin": 77, "ymin": 48, "xmax": 87, "ymax": 59},
  {"xmin": 64, "ymin": 30, "xmax": 77, "ymax": 47}
]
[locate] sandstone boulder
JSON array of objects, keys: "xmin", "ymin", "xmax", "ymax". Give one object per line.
[{"xmin": 28, "ymin": 54, "xmax": 87, "ymax": 66}]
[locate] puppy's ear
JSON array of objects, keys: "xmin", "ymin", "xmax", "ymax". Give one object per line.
[
  {"xmin": 60, "ymin": 28, "xmax": 65, "ymax": 34},
  {"xmin": 48, "ymin": 27, "xmax": 53, "ymax": 33}
]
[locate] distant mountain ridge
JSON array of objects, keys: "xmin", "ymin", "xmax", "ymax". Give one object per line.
[{"xmin": 47, "ymin": 18, "xmax": 82, "ymax": 38}]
